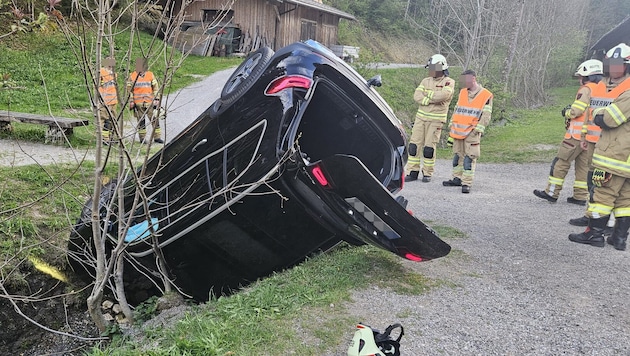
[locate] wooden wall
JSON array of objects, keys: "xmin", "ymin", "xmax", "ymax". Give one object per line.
[{"xmin": 171, "ymin": 0, "xmax": 341, "ymax": 51}]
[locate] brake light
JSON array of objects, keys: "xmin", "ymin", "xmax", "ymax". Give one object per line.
[
  {"xmin": 311, "ymin": 165, "xmax": 329, "ymax": 187},
  {"xmin": 404, "ymin": 252, "xmax": 423, "ymax": 262},
  {"xmin": 265, "ymin": 75, "xmax": 312, "ymax": 95}
]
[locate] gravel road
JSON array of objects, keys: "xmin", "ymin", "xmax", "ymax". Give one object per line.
[{"xmin": 336, "ymin": 159, "xmax": 630, "ymax": 355}]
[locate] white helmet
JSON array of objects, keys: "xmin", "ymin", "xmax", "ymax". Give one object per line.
[
  {"xmin": 605, "ymin": 43, "xmax": 630, "ymax": 63},
  {"xmin": 574, "ymin": 59, "xmax": 603, "ymax": 77},
  {"xmin": 426, "ymin": 54, "xmax": 448, "ymax": 69},
  {"xmin": 347, "ymin": 323, "xmax": 403, "ymax": 356}
]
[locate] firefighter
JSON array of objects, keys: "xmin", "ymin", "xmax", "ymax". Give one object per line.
[
  {"xmin": 405, "ymin": 54, "xmax": 455, "ymax": 182},
  {"xmin": 569, "ymin": 43, "xmax": 630, "ymax": 227},
  {"xmin": 533, "ymin": 59, "xmax": 606, "ymax": 205},
  {"xmin": 568, "ymin": 83, "xmax": 630, "ymax": 251},
  {"xmin": 127, "ymin": 58, "xmax": 163, "ymax": 144},
  {"xmin": 442, "ymin": 69, "xmax": 493, "ymax": 193},
  {"xmin": 97, "ymin": 57, "xmax": 118, "ymax": 144}
]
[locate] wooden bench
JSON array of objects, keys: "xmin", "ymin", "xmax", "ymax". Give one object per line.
[{"xmin": 0, "ymin": 111, "xmax": 90, "ymax": 144}]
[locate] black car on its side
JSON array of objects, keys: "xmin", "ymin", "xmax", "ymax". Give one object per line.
[{"xmin": 69, "ymin": 40, "xmax": 450, "ymax": 302}]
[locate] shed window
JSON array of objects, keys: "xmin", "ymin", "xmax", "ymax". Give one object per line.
[
  {"xmin": 300, "ymin": 20, "xmax": 317, "ymax": 41},
  {"xmin": 203, "ymin": 9, "xmax": 234, "ymax": 24}
]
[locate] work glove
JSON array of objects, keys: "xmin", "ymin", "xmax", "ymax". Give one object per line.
[
  {"xmin": 592, "ymin": 168, "xmax": 612, "ymax": 188},
  {"xmin": 561, "ymin": 105, "xmax": 571, "ymax": 118},
  {"xmin": 446, "ymin": 136, "xmax": 454, "ymax": 147}
]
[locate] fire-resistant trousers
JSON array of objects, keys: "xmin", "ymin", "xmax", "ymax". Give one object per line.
[
  {"xmin": 450, "ymin": 131, "xmax": 481, "ymax": 187},
  {"xmin": 406, "ymin": 118, "xmax": 443, "ymax": 177},
  {"xmin": 98, "ymin": 105, "xmax": 117, "ymax": 142},
  {"xmin": 587, "ymin": 174, "xmax": 630, "ymax": 219},
  {"xmin": 132, "ymin": 103, "xmax": 161, "ymax": 142},
  {"xmin": 544, "ymin": 138, "xmax": 589, "ymax": 200}
]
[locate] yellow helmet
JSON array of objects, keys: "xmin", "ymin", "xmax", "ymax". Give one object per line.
[
  {"xmin": 605, "ymin": 43, "xmax": 630, "ymax": 63},
  {"xmin": 426, "ymin": 54, "xmax": 448, "ymax": 69},
  {"xmin": 574, "ymin": 59, "xmax": 603, "ymax": 77}
]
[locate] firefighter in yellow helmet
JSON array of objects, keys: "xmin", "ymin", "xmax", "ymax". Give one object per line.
[
  {"xmin": 533, "ymin": 59, "xmax": 606, "ymax": 205},
  {"xmin": 127, "ymin": 58, "xmax": 163, "ymax": 144},
  {"xmin": 442, "ymin": 69, "xmax": 493, "ymax": 193},
  {"xmin": 97, "ymin": 57, "xmax": 118, "ymax": 144},
  {"xmin": 569, "ymin": 43, "xmax": 630, "ymax": 227},
  {"xmin": 405, "ymin": 54, "xmax": 455, "ymax": 182}
]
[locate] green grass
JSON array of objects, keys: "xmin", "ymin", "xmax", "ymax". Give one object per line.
[
  {"xmin": 91, "ymin": 241, "xmax": 457, "ymax": 355},
  {"xmin": 0, "ymin": 30, "xmax": 241, "ymax": 147}
]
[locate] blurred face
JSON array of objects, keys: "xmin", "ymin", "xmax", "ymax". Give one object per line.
[
  {"xmin": 460, "ymin": 74, "xmax": 476, "ymax": 89},
  {"xmin": 428, "ymin": 63, "xmax": 443, "ymax": 77},
  {"xmin": 103, "ymin": 58, "xmax": 115, "ymax": 68},
  {"xmin": 605, "ymin": 57, "xmax": 626, "ymax": 79}
]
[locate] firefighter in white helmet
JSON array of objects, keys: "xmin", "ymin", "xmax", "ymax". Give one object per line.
[
  {"xmin": 569, "ymin": 43, "xmax": 630, "ymax": 228},
  {"xmin": 405, "ymin": 54, "xmax": 455, "ymax": 182},
  {"xmin": 568, "ymin": 43, "xmax": 630, "ymax": 251},
  {"xmin": 533, "ymin": 59, "xmax": 606, "ymax": 205}
]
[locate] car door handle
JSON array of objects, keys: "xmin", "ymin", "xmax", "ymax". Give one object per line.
[{"xmin": 192, "ymin": 139, "xmax": 208, "ymax": 152}]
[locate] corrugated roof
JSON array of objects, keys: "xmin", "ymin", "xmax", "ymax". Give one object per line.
[
  {"xmin": 282, "ymin": 0, "xmax": 356, "ymax": 20},
  {"xmin": 590, "ymin": 16, "xmax": 630, "ymax": 52}
]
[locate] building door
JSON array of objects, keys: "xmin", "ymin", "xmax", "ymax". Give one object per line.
[{"xmin": 300, "ymin": 20, "xmax": 317, "ymax": 41}]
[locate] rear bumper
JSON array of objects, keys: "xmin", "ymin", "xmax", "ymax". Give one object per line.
[{"xmin": 296, "ymin": 154, "xmax": 451, "ymax": 261}]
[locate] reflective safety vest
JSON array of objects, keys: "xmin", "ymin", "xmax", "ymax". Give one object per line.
[
  {"xmin": 130, "ymin": 71, "xmax": 156, "ymax": 104},
  {"xmin": 98, "ymin": 68, "xmax": 118, "ymax": 106},
  {"xmin": 565, "ymin": 82, "xmax": 606, "ymax": 142},
  {"xmin": 449, "ymin": 88, "xmax": 493, "ymax": 139},
  {"xmin": 583, "ymin": 77, "xmax": 630, "ymax": 142}
]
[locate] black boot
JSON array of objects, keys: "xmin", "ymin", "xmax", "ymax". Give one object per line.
[
  {"xmin": 533, "ymin": 189, "xmax": 557, "ymax": 203},
  {"xmin": 442, "ymin": 177, "xmax": 462, "ymax": 186},
  {"xmin": 405, "ymin": 171, "xmax": 419, "ymax": 182},
  {"xmin": 569, "ymin": 216, "xmax": 589, "ymax": 226},
  {"xmin": 607, "ymin": 216, "xmax": 630, "ymax": 251},
  {"xmin": 568, "ymin": 216, "xmax": 608, "ymax": 247}
]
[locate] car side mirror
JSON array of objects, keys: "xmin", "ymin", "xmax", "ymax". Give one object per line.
[{"xmin": 367, "ymin": 75, "xmax": 382, "ymax": 88}]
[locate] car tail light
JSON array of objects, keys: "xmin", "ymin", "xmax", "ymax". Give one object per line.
[
  {"xmin": 404, "ymin": 252, "xmax": 423, "ymax": 262},
  {"xmin": 265, "ymin": 75, "xmax": 312, "ymax": 95},
  {"xmin": 311, "ymin": 165, "xmax": 329, "ymax": 187}
]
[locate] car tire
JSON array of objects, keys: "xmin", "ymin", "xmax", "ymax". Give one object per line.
[{"xmin": 211, "ymin": 46, "xmax": 274, "ymax": 116}]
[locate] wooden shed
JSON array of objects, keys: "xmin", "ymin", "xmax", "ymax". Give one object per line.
[{"xmin": 164, "ymin": 0, "xmax": 355, "ymax": 56}]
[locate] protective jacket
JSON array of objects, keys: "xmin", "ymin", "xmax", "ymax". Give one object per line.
[
  {"xmin": 592, "ymin": 88, "xmax": 630, "ymax": 178},
  {"xmin": 582, "ymin": 76, "xmax": 630, "ymax": 142},
  {"xmin": 564, "ymin": 81, "xmax": 606, "ymax": 142},
  {"xmin": 129, "ymin": 71, "xmax": 158, "ymax": 104},
  {"xmin": 449, "ymin": 86, "xmax": 493, "ymax": 139},
  {"xmin": 99, "ymin": 68, "xmax": 118, "ymax": 106},
  {"xmin": 414, "ymin": 75, "xmax": 455, "ymax": 122}
]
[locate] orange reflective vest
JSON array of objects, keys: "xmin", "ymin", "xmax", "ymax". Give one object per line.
[
  {"xmin": 583, "ymin": 78, "xmax": 630, "ymax": 142},
  {"xmin": 607, "ymin": 76, "xmax": 630, "ymax": 99},
  {"xmin": 99, "ymin": 68, "xmax": 118, "ymax": 106},
  {"xmin": 449, "ymin": 88, "xmax": 493, "ymax": 139},
  {"xmin": 565, "ymin": 82, "xmax": 606, "ymax": 142},
  {"xmin": 130, "ymin": 71, "xmax": 156, "ymax": 104}
]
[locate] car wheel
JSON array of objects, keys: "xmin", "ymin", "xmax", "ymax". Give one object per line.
[{"xmin": 221, "ymin": 46, "xmax": 274, "ymax": 104}]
